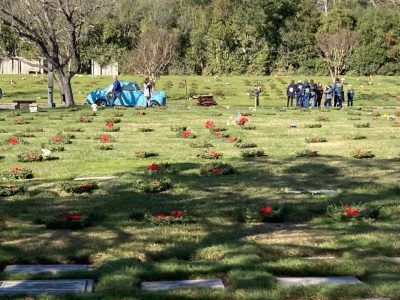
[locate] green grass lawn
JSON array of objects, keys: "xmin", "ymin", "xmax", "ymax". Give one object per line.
[
  {"xmin": 0, "ymin": 86, "xmax": 399, "ymax": 299},
  {"xmin": 1, "ymin": 74, "xmax": 400, "ymax": 107}
]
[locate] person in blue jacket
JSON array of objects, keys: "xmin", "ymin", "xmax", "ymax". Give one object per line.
[
  {"xmin": 109, "ymin": 75, "xmax": 123, "ymax": 106},
  {"xmin": 286, "ymin": 80, "xmax": 296, "ymax": 107},
  {"xmin": 302, "ymin": 80, "xmax": 311, "ymax": 108},
  {"xmin": 296, "ymin": 80, "xmax": 303, "ymax": 107},
  {"xmin": 347, "ymin": 84, "xmax": 355, "ymax": 107},
  {"xmin": 332, "ymin": 78, "xmax": 344, "ymax": 108}
]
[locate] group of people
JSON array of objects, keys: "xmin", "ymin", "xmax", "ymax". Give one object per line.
[
  {"xmin": 109, "ymin": 75, "xmax": 153, "ymax": 107},
  {"xmin": 286, "ymin": 78, "xmax": 355, "ymax": 108}
]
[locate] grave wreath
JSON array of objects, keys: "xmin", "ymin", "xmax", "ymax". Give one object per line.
[
  {"xmin": 134, "ymin": 178, "xmax": 173, "ymax": 193},
  {"xmin": 146, "ymin": 163, "xmax": 178, "ymax": 175},
  {"xmin": 235, "ymin": 205, "xmax": 284, "ymax": 223},
  {"xmin": 1, "ymin": 167, "xmax": 33, "ymax": 179},
  {"xmin": 305, "ymin": 136, "xmax": 327, "ymax": 143},
  {"xmin": 353, "ymin": 150, "xmax": 375, "ymax": 159},
  {"xmin": 135, "ymin": 151, "xmax": 159, "ymax": 158},
  {"xmin": 199, "ymin": 162, "xmax": 234, "ymax": 176},
  {"xmin": 60, "ymin": 181, "xmax": 99, "ymax": 194},
  {"xmin": 241, "ymin": 149, "xmax": 265, "ymax": 158},
  {"xmin": 0, "ymin": 184, "xmax": 25, "ymax": 197},
  {"xmin": 234, "ymin": 141, "xmax": 257, "ymax": 148},
  {"xmin": 37, "ymin": 212, "xmax": 104, "ymax": 230},
  {"xmin": 197, "ymin": 150, "xmax": 222, "ymax": 159},
  {"xmin": 17, "ymin": 150, "xmax": 43, "ymax": 162},
  {"xmin": 327, "ymin": 203, "xmax": 380, "ymax": 221},
  {"xmin": 189, "ymin": 140, "xmax": 213, "ymax": 148},
  {"xmin": 296, "ymin": 149, "xmax": 318, "ymax": 157},
  {"xmin": 144, "ymin": 211, "xmax": 194, "ymax": 226}
]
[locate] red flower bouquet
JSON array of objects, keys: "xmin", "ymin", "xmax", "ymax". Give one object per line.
[
  {"xmin": 260, "ymin": 206, "xmax": 273, "ymax": 214},
  {"xmin": 8, "ymin": 137, "xmax": 18, "ymax": 145},
  {"xmin": 205, "ymin": 120, "xmax": 215, "ymax": 128},
  {"xmin": 236, "ymin": 117, "xmax": 248, "ymax": 125},
  {"xmin": 105, "ymin": 122, "xmax": 114, "ymax": 128}
]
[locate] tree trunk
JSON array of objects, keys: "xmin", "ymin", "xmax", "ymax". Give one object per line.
[{"xmin": 58, "ymin": 72, "xmax": 75, "ymax": 106}]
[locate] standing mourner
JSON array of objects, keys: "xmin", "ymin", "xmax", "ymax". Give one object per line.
[
  {"xmin": 0, "ymin": 87, "xmax": 2, "ymax": 99},
  {"xmin": 316, "ymin": 82, "xmax": 323, "ymax": 107},
  {"xmin": 323, "ymin": 83, "xmax": 333, "ymax": 107},
  {"xmin": 144, "ymin": 78, "xmax": 152, "ymax": 107},
  {"xmin": 109, "ymin": 75, "xmax": 123, "ymax": 107},
  {"xmin": 286, "ymin": 80, "xmax": 296, "ymax": 107},
  {"xmin": 347, "ymin": 84, "xmax": 355, "ymax": 107},
  {"xmin": 296, "ymin": 80, "xmax": 303, "ymax": 107},
  {"xmin": 309, "ymin": 79, "xmax": 317, "ymax": 108},
  {"xmin": 302, "ymin": 80, "xmax": 311, "ymax": 108},
  {"xmin": 333, "ymin": 78, "xmax": 344, "ymax": 108},
  {"xmin": 253, "ymin": 84, "xmax": 261, "ymax": 107}
]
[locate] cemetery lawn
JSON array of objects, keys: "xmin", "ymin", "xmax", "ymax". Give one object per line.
[{"xmin": 0, "ymin": 102, "xmax": 399, "ymax": 299}]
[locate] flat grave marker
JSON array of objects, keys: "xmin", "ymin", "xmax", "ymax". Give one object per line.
[
  {"xmin": 0, "ymin": 279, "xmax": 93, "ymax": 295},
  {"xmin": 142, "ymin": 279, "xmax": 225, "ymax": 291},
  {"xmin": 4, "ymin": 264, "xmax": 90, "ymax": 275},
  {"xmin": 308, "ymin": 189, "xmax": 338, "ymax": 195},
  {"xmin": 277, "ymin": 276, "xmax": 362, "ymax": 286},
  {"xmin": 383, "ymin": 257, "xmax": 400, "ymax": 263}
]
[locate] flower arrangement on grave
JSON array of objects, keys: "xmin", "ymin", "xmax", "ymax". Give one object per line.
[
  {"xmin": 105, "ymin": 117, "xmax": 121, "ymax": 124},
  {"xmin": 295, "ymin": 149, "xmax": 318, "ymax": 157},
  {"xmin": 205, "ymin": 120, "xmax": 215, "ymax": 128},
  {"xmin": 197, "ymin": 150, "xmax": 222, "ymax": 159},
  {"xmin": 114, "ymin": 112, "xmax": 124, "ymax": 117},
  {"xmin": 234, "ymin": 141, "xmax": 257, "ymax": 148},
  {"xmin": 304, "ymin": 123, "xmax": 322, "ymax": 128},
  {"xmin": 226, "ymin": 137, "xmax": 238, "ymax": 143},
  {"xmin": 14, "ymin": 116, "xmax": 28, "ymax": 125},
  {"xmin": 7, "ymin": 137, "xmax": 19, "ymax": 145},
  {"xmin": 236, "ymin": 116, "xmax": 248, "ymax": 125},
  {"xmin": 213, "ymin": 131, "xmax": 230, "ymax": 138},
  {"xmin": 0, "ymin": 184, "xmax": 25, "ymax": 197},
  {"xmin": 354, "ymin": 122, "xmax": 370, "ymax": 128},
  {"xmin": 40, "ymin": 144, "xmax": 65, "ymax": 152},
  {"xmin": 135, "ymin": 111, "xmax": 146, "ymax": 115},
  {"xmin": 208, "ymin": 126, "xmax": 227, "ymax": 132},
  {"xmin": 371, "ymin": 111, "xmax": 380, "ymax": 117},
  {"xmin": 170, "ymin": 125, "xmax": 187, "ymax": 132},
  {"xmin": 353, "ymin": 150, "xmax": 375, "ymax": 159},
  {"xmin": 36, "ymin": 212, "xmax": 104, "ymax": 230},
  {"xmin": 98, "ymin": 144, "xmax": 114, "ymax": 150},
  {"xmin": 15, "ymin": 132, "xmax": 35, "ymax": 138},
  {"xmin": 144, "ymin": 210, "xmax": 194, "ymax": 226},
  {"xmin": 305, "ymin": 136, "xmax": 327, "ymax": 143},
  {"xmin": 103, "ymin": 122, "xmax": 120, "ymax": 132},
  {"xmin": 199, "ymin": 162, "xmax": 234, "ymax": 176},
  {"xmin": 240, "ymin": 125, "xmax": 256, "ymax": 130},
  {"xmin": 352, "ymin": 134, "xmax": 367, "ymax": 140},
  {"xmin": 100, "ymin": 135, "xmax": 110, "ymax": 143},
  {"xmin": 17, "ymin": 150, "xmax": 43, "ymax": 162},
  {"xmin": 189, "ymin": 140, "xmax": 213, "ymax": 148},
  {"xmin": 235, "ymin": 205, "xmax": 284, "ymax": 223},
  {"xmin": 1, "ymin": 167, "xmax": 33, "ymax": 179},
  {"xmin": 179, "ymin": 130, "xmax": 196, "ymax": 138},
  {"xmin": 60, "ymin": 181, "xmax": 99, "ymax": 194},
  {"xmin": 395, "ymin": 110, "xmax": 400, "ymax": 116},
  {"xmin": 56, "ymin": 131, "xmax": 75, "ymax": 139},
  {"xmin": 49, "ymin": 135, "xmax": 72, "ymax": 144},
  {"xmin": 138, "ymin": 127, "xmax": 154, "ymax": 132},
  {"xmin": 316, "ymin": 116, "xmax": 329, "ymax": 122},
  {"xmin": 134, "ymin": 151, "xmax": 159, "ymax": 158},
  {"xmin": 134, "ymin": 178, "xmax": 173, "ymax": 193},
  {"xmin": 327, "ymin": 202, "xmax": 380, "ymax": 222},
  {"xmin": 64, "ymin": 127, "xmax": 83, "ymax": 132},
  {"xmin": 78, "ymin": 115, "xmax": 93, "ymax": 123},
  {"xmin": 146, "ymin": 163, "xmax": 178, "ymax": 175},
  {"xmin": 241, "ymin": 149, "xmax": 265, "ymax": 158}
]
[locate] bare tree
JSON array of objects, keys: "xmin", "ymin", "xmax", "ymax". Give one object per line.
[
  {"xmin": 0, "ymin": 0, "xmax": 107, "ymax": 106},
  {"xmin": 316, "ymin": 29, "xmax": 359, "ymax": 80},
  {"xmin": 125, "ymin": 29, "xmax": 176, "ymax": 85}
]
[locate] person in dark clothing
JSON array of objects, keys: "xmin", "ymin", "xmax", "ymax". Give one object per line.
[
  {"xmin": 309, "ymin": 79, "xmax": 317, "ymax": 108},
  {"xmin": 109, "ymin": 75, "xmax": 123, "ymax": 107},
  {"xmin": 347, "ymin": 84, "xmax": 355, "ymax": 107},
  {"xmin": 332, "ymin": 78, "xmax": 344, "ymax": 108},
  {"xmin": 316, "ymin": 82, "xmax": 323, "ymax": 107},
  {"xmin": 296, "ymin": 80, "xmax": 303, "ymax": 107},
  {"xmin": 302, "ymin": 80, "xmax": 311, "ymax": 108},
  {"xmin": 253, "ymin": 84, "xmax": 261, "ymax": 107},
  {"xmin": 286, "ymin": 80, "xmax": 296, "ymax": 107}
]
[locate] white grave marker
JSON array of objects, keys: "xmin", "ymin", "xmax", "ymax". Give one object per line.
[{"xmin": 142, "ymin": 279, "xmax": 225, "ymax": 291}]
